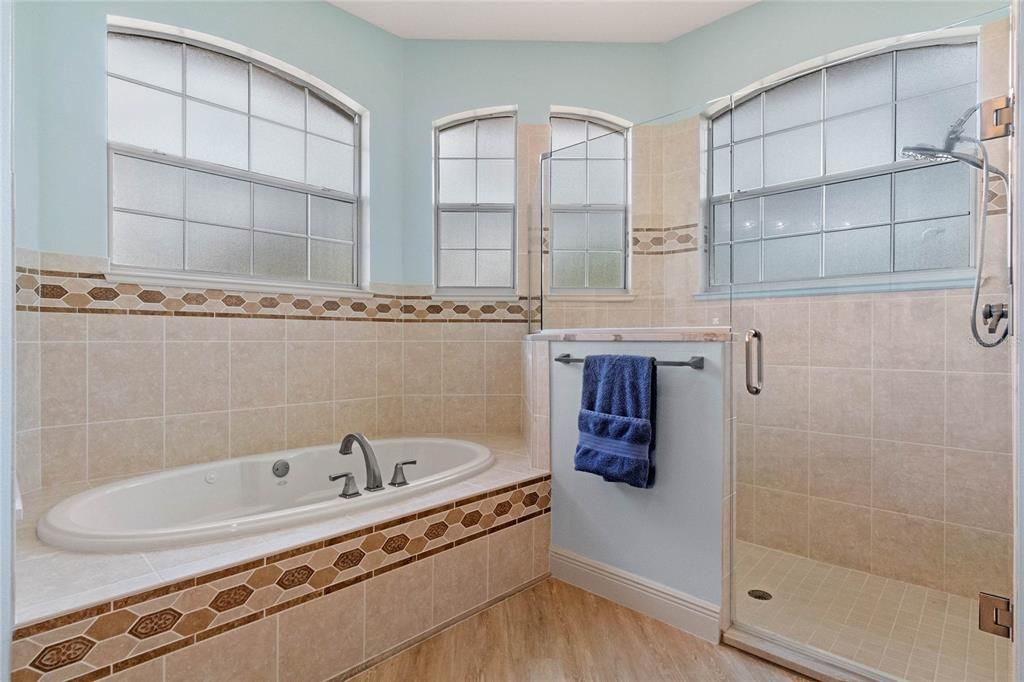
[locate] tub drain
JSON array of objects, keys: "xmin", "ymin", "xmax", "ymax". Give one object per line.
[{"xmin": 747, "ymin": 589, "xmax": 773, "ymax": 601}]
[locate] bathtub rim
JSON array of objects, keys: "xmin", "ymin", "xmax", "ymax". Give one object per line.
[{"xmin": 37, "ymin": 437, "xmax": 494, "ymax": 554}]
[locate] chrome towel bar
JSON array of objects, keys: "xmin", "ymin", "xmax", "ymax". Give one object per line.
[{"xmin": 553, "ymin": 353, "xmax": 704, "ymax": 370}]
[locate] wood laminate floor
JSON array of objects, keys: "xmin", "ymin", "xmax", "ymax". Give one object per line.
[{"xmin": 351, "ymin": 578, "xmax": 807, "ymax": 681}]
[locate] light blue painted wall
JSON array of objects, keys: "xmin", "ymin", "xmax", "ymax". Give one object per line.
[
  {"xmin": 663, "ymin": 0, "xmax": 1007, "ymax": 115},
  {"xmin": 399, "ymin": 39, "xmax": 669, "ymax": 283},
  {"xmin": 13, "ymin": 1, "xmax": 409, "ymax": 281},
  {"xmin": 13, "ymin": 0, "xmax": 1009, "ymax": 284}
]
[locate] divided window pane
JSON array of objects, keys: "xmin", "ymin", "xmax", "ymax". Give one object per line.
[
  {"xmin": 708, "ymin": 42, "xmax": 975, "ymax": 288},
  {"xmin": 107, "ymin": 33, "xmax": 362, "ymax": 288}
]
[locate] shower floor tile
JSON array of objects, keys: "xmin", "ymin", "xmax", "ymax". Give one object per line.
[{"xmin": 733, "ymin": 542, "xmax": 1011, "ymax": 682}]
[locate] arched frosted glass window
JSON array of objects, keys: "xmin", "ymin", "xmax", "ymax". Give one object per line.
[
  {"xmin": 434, "ymin": 110, "xmax": 517, "ymax": 290},
  {"xmin": 106, "ymin": 30, "xmax": 363, "ymax": 288},
  {"xmin": 549, "ymin": 113, "xmax": 628, "ymax": 291},
  {"xmin": 708, "ymin": 41, "xmax": 977, "ymax": 291}
]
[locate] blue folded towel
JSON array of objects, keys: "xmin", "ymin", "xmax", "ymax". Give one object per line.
[{"xmin": 573, "ymin": 354, "xmax": 657, "ymax": 488}]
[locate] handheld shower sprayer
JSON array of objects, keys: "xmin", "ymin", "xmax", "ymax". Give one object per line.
[{"xmin": 899, "ymin": 103, "xmax": 1011, "ymax": 348}]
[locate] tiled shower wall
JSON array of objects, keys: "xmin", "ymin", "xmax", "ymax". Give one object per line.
[
  {"xmin": 532, "ymin": 20, "xmax": 1014, "ymax": 600},
  {"xmin": 14, "ymin": 258, "xmax": 527, "ymax": 526}
]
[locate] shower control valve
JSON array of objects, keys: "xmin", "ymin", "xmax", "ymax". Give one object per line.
[
  {"xmin": 389, "ymin": 460, "xmax": 417, "ymax": 487},
  {"xmin": 328, "ymin": 472, "xmax": 361, "ymax": 499},
  {"xmin": 982, "ymin": 303, "xmax": 1008, "ymax": 334}
]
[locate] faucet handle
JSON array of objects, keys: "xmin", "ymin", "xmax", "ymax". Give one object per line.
[
  {"xmin": 328, "ymin": 472, "xmax": 360, "ymax": 498},
  {"xmin": 388, "ymin": 460, "xmax": 417, "ymax": 488}
]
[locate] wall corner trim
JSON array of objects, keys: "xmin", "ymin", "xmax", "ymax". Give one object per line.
[{"xmin": 549, "ymin": 546, "xmax": 720, "ymax": 644}]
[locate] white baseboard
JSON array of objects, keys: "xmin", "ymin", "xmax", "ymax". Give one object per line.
[{"xmin": 550, "ymin": 546, "xmax": 720, "ymax": 643}]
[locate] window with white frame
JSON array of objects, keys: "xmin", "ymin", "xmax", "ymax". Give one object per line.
[
  {"xmin": 106, "ymin": 30, "xmax": 363, "ymax": 288},
  {"xmin": 708, "ymin": 41, "xmax": 977, "ymax": 292},
  {"xmin": 434, "ymin": 111, "xmax": 516, "ymax": 289},
  {"xmin": 549, "ymin": 114, "xmax": 628, "ymax": 291}
]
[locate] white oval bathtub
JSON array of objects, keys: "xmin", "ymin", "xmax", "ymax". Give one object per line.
[{"xmin": 38, "ymin": 438, "xmax": 493, "ymax": 553}]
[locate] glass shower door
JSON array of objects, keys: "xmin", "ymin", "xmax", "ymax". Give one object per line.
[{"xmin": 727, "ymin": 7, "xmax": 1016, "ymax": 680}]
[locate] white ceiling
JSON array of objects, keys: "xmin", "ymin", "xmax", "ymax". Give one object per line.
[{"xmin": 330, "ymin": 0, "xmax": 758, "ymax": 43}]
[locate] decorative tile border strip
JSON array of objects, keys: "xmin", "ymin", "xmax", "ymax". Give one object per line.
[
  {"xmin": 540, "ymin": 223, "xmax": 697, "ymax": 257},
  {"xmin": 14, "ymin": 270, "xmax": 535, "ymax": 323},
  {"xmin": 11, "ymin": 476, "xmax": 551, "ymax": 681}
]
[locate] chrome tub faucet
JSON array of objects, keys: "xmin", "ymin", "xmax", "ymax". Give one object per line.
[{"xmin": 339, "ymin": 433, "xmax": 383, "ymax": 492}]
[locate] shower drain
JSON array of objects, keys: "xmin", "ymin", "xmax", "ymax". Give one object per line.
[{"xmin": 747, "ymin": 589, "xmax": 773, "ymax": 601}]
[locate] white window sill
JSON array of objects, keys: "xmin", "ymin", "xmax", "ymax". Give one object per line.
[
  {"xmin": 544, "ymin": 292, "xmax": 637, "ymax": 303},
  {"xmin": 432, "ymin": 287, "xmax": 519, "ymax": 300},
  {"xmin": 105, "ymin": 267, "xmax": 373, "ymax": 298},
  {"xmin": 695, "ymin": 272, "xmax": 975, "ymax": 301}
]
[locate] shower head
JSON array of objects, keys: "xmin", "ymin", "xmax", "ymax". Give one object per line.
[{"xmin": 900, "ymin": 144, "xmax": 986, "ymax": 172}]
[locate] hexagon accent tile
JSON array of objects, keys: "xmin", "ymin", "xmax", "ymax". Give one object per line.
[
  {"xmin": 424, "ymin": 522, "xmax": 448, "ymax": 540},
  {"xmin": 209, "ymin": 584, "xmax": 254, "ymax": 612},
  {"xmin": 276, "ymin": 565, "xmax": 314, "ymax": 590},
  {"xmin": 333, "ymin": 547, "xmax": 366, "ymax": 570},
  {"xmin": 30, "ymin": 636, "xmax": 95, "ymax": 672},
  {"xmin": 382, "ymin": 534, "xmax": 410, "ymax": 554},
  {"xmin": 128, "ymin": 609, "xmax": 183, "ymax": 639}
]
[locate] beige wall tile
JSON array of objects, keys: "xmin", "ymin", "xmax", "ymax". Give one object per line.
[
  {"xmin": 287, "ymin": 402, "xmax": 335, "ymax": 448},
  {"xmin": 944, "ymin": 524, "xmax": 1010, "ymax": 597},
  {"xmin": 945, "ymin": 449, "xmax": 1012, "ymax": 533},
  {"xmin": 754, "ymin": 487, "xmax": 808, "ymax": 555},
  {"xmin": 230, "ymin": 342, "xmax": 285, "ymax": 409},
  {"xmin": 286, "ymin": 341, "xmax": 334, "ymax": 404},
  {"xmin": 533, "ymin": 514, "xmax": 551, "ymax": 577},
  {"xmin": 165, "ymin": 341, "xmax": 229, "ymax": 415},
  {"xmin": 286, "ymin": 318, "xmax": 333, "ymax": 341},
  {"xmin": 488, "ymin": 520, "xmax": 533, "ymax": 597},
  {"xmin": 377, "ymin": 396, "xmax": 403, "ymax": 437},
  {"xmin": 485, "ymin": 323, "xmax": 528, "ymax": 341},
  {"xmin": 485, "ymin": 342, "xmax": 522, "ymax": 395},
  {"xmin": 735, "ymin": 423, "xmax": 754, "ymax": 485},
  {"xmin": 403, "ymin": 341, "xmax": 443, "ymax": 395},
  {"xmin": 334, "ymin": 320, "xmax": 376, "ymax": 341},
  {"xmin": 754, "ymin": 426, "xmax": 808, "ymax": 494},
  {"xmin": 870, "ymin": 510, "xmax": 944, "ymax": 589},
  {"xmin": 40, "ymin": 313, "xmax": 86, "ymax": 342},
  {"xmin": 335, "ymin": 398, "xmax": 377, "ymax": 439},
  {"xmin": 754, "ymin": 301, "xmax": 809, "ymax": 366},
  {"xmin": 434, "ymin": 536, "xmax": 488, "ymax": 623},
  {"xmin": 40, "ymin": 342, "xmax": 85, "ymax": 427},
  {"xmin": 808, "ymin": 433, "xmax": 871, "ymax": 506},
  {"xmin": 164, "ymin": 316, "xmax": 228, "ymax": 342},
  {"xmin": 808, "ymin": 299, "xmax": 871, "ymax": 368},
  {"xmin": 755, "ymin": 365, "xmax": 808, "ymax": 430},
  {"xmin": 404, "ymin": 323, "xmax": 444, "ymax": 341},
  {"xmin": 444, "ymin": 323, "xmax": 485, "ymax": 341},
  {"xmin": 87, "ymin": 314, "xmax": 163, "ymax": 342},
  {"xmin": 278, "ymin": 582, "xmax": 364, "ymax": 680},
  {"xmin": 108, "ymin": 658, "xmax": 163, "ymax": 681},
  {"xmin": 872, "ymin": 297, "xmax": 945, "ymax": 370},
  {"xmin": 736, "ymin": 484, "xmax": 755, "ymax": 542},
  {"xmin": 872, "ymin": 370, "xmax": 944, "ymax": 445},
  {"xmin": 88, "ymin": 418, "xmax": 163, "ymax": 479},
  {"xmin": 335, "ymin": 341, "xmax": 377, "ymax": 400},
  {"xmin": 166, "ymin": 413, "xmax": 230, "ymax": 467},
  {"xmin": 403, "ymin": 396, "xmax": 444, "ymax": 435},
  {"xmin": 230, "ymin": 317, "xmax": 284, "ymax": 341},
  {"xmin": 376, "ymin": 341, "xmax": 403, "ymax": 397},
  {"xmin": 15, "ymin": 311, "xmax": 38, "ymax": 343},
  {"xmin": 946, "ymin": 372, "xmax": 1011, "ymax": 453},
  {"xmin": 871, "ymin": 440, "xmax": 944, "ymax": 520},
  {"xmin": 364, "ymin": 558, "xmax": 433, "ymax": 658},
  {"xmin": 40, "ymin": 425, "xmax": 87, "ymax": 487},
  {"xmin": 809, "ymin": 498, "xmax": 871, "ymax": 572},
  {"xmin": 165, "ymin": 614, "xmax": 276, "ymax": 682},
  {"xmin": 15, "ymin": 429, "xmax": 41, "ymax": 493},
  {"xmin": 16, "ymin": 342, "xmax": 40, "ymax": 431},
  {"xmin": 88, "ymin": 342, "xmax": 164, "ymax": 422},
  {"xmin": 230, "ymin": 407, "xmax": 286, "ymax": 457},
  {"xmin": 808, "ymin": 368, "xmax": 871, "ymax": 437},
  {"xmin": 443, "ymin": 396, "xmax": 486, "ymax": 434},
  {"xmin": 443, "ymin": 341, "xmax": 485, "ymax": 395},
  {"xmin": 486, "ymin": 396, "xmax": 522, "ymax": 434}
]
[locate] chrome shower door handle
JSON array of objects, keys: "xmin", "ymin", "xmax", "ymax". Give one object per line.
[{"xmin": 745, "ymin": 329, "xmax": 763, "ymax": 396}]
